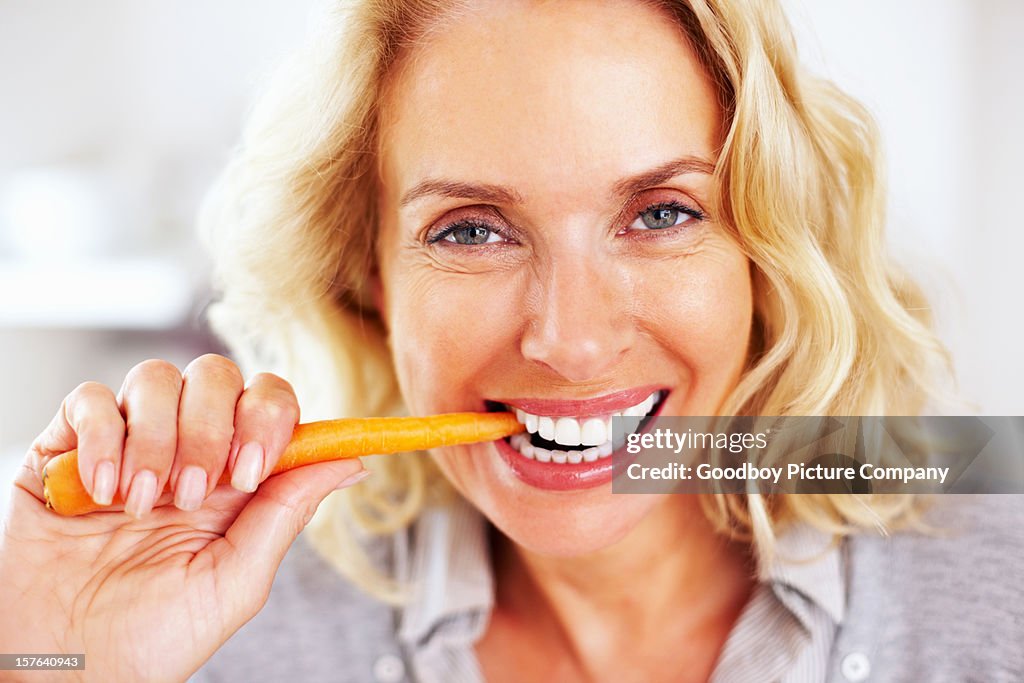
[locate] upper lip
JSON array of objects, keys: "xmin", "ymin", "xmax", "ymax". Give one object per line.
[{"xmin": 489, "ymin": 385, "xmax": 664, "ymax": 418}]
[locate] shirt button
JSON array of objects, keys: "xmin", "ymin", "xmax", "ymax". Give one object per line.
[
  {"xmin": 373, "ymin": 653, "xmax": 406, "ymax": 683},
  {"xmin": 841, "ymin": 652, "xmax": 871, "ymax": 682}
]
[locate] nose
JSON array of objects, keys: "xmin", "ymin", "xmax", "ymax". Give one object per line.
[{"xmin": 520, "ymin": 254, "xmax": 635, "ymax": 383}]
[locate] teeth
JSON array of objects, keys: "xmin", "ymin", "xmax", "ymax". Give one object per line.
[
  {"xmin": 503, "ymin": 390, "xmax": 661, "ymax": 464},
  {"xmin": 538, "ymin": 416, "xmax": 555, "ymax": 440},
  {"xmin": 554, "ymin": 417, "xmax": 581, "ymax": 446},
  {"xmin": 580, "ymin": 418, "xmax": 606, "ymax": 446},
  {"xmin": 525, "ymin": 413, "xmax": 539, "ymax": 433}
]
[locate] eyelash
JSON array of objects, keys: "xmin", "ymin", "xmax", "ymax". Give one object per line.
[
  {"xmin": 427, "ymin": 200, "xmax": 706, "ymax": 246},
  {"xmin": 427, "ymin": 218, "xmax": 504, "ymax": 245},
  {"xmin": 629, "ymin": 201, "xmax": 705, "ymax": 231}
]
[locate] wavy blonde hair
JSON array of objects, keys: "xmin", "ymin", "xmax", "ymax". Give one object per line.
[{"xmin": 200, "ymin": 0, "xmax": 952, "ymax": 601}]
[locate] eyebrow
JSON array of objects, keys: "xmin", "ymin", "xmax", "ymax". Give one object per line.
[
  {"xmin": 400, "ymin": 180, "xmax": 524, "ymax": 208},
  {"xmin": 612, "ymin": 155, "xmax": 716, "ymax": 197},
  {"xmin": 398, "ymin": 154, "xmax": 716, "ymax": 208}
]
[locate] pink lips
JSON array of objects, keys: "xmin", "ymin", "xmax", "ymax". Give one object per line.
[
  {"xmin": 489, "ymin": 386, "xmax": 667, "ymax": 491},
  {"xmin": 494, "ymin": 436, "xmax": 616, "ymax": 490}
]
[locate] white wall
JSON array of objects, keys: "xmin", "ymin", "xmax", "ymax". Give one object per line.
[
  {"xmin": 0, "ymin": 0, "xmax": 317, "ymax": 250},
  {"xmin": 785, "ymin": 0, "xmax": 1024, "ymax": 413}
]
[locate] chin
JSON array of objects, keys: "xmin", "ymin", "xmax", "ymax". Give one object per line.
[
  {"xmin": 438, "ymin": 450, "xmax": 667, "ymax": 557},
  {"xmin": 501, "ymin": 496, "xmax": 660, "ymax": 557}
]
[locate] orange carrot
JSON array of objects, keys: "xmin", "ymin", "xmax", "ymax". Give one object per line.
[{"xmin": 42, "ymin": 411, "xmax": 522, "ymax": 517}]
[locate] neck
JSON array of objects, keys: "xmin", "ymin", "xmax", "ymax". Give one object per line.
[{"xmin": 489, "ymin": 496, "xmax": 754, "ymax": 679}]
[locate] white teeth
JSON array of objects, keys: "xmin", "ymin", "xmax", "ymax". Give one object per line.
[
  {"xmin": 623, "ymin": 396, "xmax": 654, "ymax": 417},
  {"xmin": 538, "ymin": 416, "xmax": 555, "ymax": 441},
  {"xmin": 580, "ymin": 418, "xmax": 606, "ymax": 446},
  {"xmin": 554, "ymin": 417, "xmax": 582, "ymax": 446},
  {"xmin": 504, "ymin": 390, "xmax": 661, "ymax": 464},
  {"xmin": 525, "ymin": 413, "xmax": 539, "ymax": 433}
]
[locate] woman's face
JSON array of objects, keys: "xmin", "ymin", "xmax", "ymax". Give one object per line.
[{"xmin": 375, "ymin": 0, "xmax": 752, "ymax": 556}]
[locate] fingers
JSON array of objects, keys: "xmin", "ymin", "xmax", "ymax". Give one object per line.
[
  {"xmin": 170, "ymin": 355, "xmax": 244, "ymax": 511},
  {"xmin": 117, "ymin": 359, "xmax": 183, "ymax": 518},
  {"xmin": 214, "ymin": 457, "xmax": 370, "ymax": 591},
  {"xmin": 25, "ymin": 355, "xmax": 305, "ymax": 521},
  {"xmin": 227, "ymin": 373, "xmax": 301, "ymax": 493},
  {"xmin": 29, "ymin": 381, "xmax": 125, "ymax": 506}
]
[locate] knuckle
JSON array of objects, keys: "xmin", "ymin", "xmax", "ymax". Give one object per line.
[
  {"xmin": 244, "ymin": 399, "xmax": 287, "ymax": 425},
  {"xmin": 179, "ymin": 416, "xmax": 232, "ymax": 450},
  {"xmin": 268, "ymin": 486, "xmax": 318, "ymax": 530},
  {"xmin": 243, "ymin": 394, "xmax": 299, "ymax": 428},
  {"xmin": 250, "ymin": 372, "xmax": 296, "ymax": 397},
  {"xmin": 125, "ymin": 423, "xmax": 177, "ymax": 455},
  {"xmin": 70, "ymin": 380, "xmax": 115, "ymax": 403},
  {"xmin": 239, "ymin": 381, "xmax": 299, "ymax": 424},
  {"xmin": 184, "ymin": 354, "xmax": 243, "ymax": 387},
  {"xmin": 79, "ymin": 414, "xmax": 126, "ymax": 444},
  {"xmin": 126, "ymin": 358, "xmax": 182, "ymax": 390},
  {"xmin": 65, "ymin": 384, "xmax": 124, "ymax": 437}
]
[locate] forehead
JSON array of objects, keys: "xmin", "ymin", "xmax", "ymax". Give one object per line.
[{"xmin": 378, "ymin": 0, "xmax": 722, "ymax": 204}]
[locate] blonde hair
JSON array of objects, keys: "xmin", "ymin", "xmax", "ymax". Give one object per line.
[{"xmin": 200, "ymin": 0, "xmax": 952, "ymax": 601}]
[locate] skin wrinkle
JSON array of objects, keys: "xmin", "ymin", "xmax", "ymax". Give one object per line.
[{"xmin": 373, "ymin": 1, "xmax": 755, "ymax": 680}]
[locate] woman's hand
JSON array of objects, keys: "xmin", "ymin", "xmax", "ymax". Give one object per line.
[{"xmin": 0, "ymin": 355, "xmax": 368, "ymax": 683}]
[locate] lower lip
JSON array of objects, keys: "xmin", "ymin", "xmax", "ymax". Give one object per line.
[{"xmin": 494, "ymin": 437, "xmax": 617, "ymax": 490}]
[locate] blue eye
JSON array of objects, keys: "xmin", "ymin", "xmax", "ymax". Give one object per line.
[
  {"xmin": 431, "ymin": 222, "xmax": 504, "ymax": 245},
  {"xmin": 629, "ymin": 202, "xmax": 702, "ymax": 231}
]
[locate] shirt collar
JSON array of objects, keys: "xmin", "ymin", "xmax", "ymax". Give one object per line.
[
  {"xmin": 763, "ymin": 520, "xmax": 847, "ymax": 626},
  {"xmin": 395, "ymin": 495, "xmax": 495, "ymax": 648},
  {"xmin": 394, "ymin": 497, "xmax": 847, "ymax": 647}
]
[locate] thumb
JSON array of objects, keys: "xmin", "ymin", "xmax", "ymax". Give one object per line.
[{"xmin": 214, "ymin": 458, "xmax": 369, "ymax": 590}]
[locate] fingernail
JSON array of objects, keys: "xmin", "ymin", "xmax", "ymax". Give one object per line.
[
  {"xmin": 125, "ymin": 469, "xmax": 158, "ymax": 519},
  {"xmin": 335, "ymin": 469, "xmax": 371, "ymax": 490},
  {"xmin": 232, "ymin": 442, "xmax": 264, "ymax": 493},
  {"xmin": 174, "ymin": 465, "xmax": 208, "ymax": 512},
  {"xmin": 92, "ymin": 460, "xmax": 116, "ymax": 506}
]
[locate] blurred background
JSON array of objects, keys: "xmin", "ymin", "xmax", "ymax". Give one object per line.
[{"xmin": 1, "ymin": 1, "xmax": 1022, "ymax": 509}]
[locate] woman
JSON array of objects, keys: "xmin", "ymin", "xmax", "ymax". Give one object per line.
[{"xmin": 2, "ymin": 1, "xmax": 1021, "ymax": 681}]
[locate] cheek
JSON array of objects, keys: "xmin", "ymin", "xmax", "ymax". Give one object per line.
[
  {"xmin": 385, "ymin": 263, "xmax": 528, "ymax": 415},
  {"xmin": 631, "ymin": 242, "xmax": 752, "ymax": 399}
]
